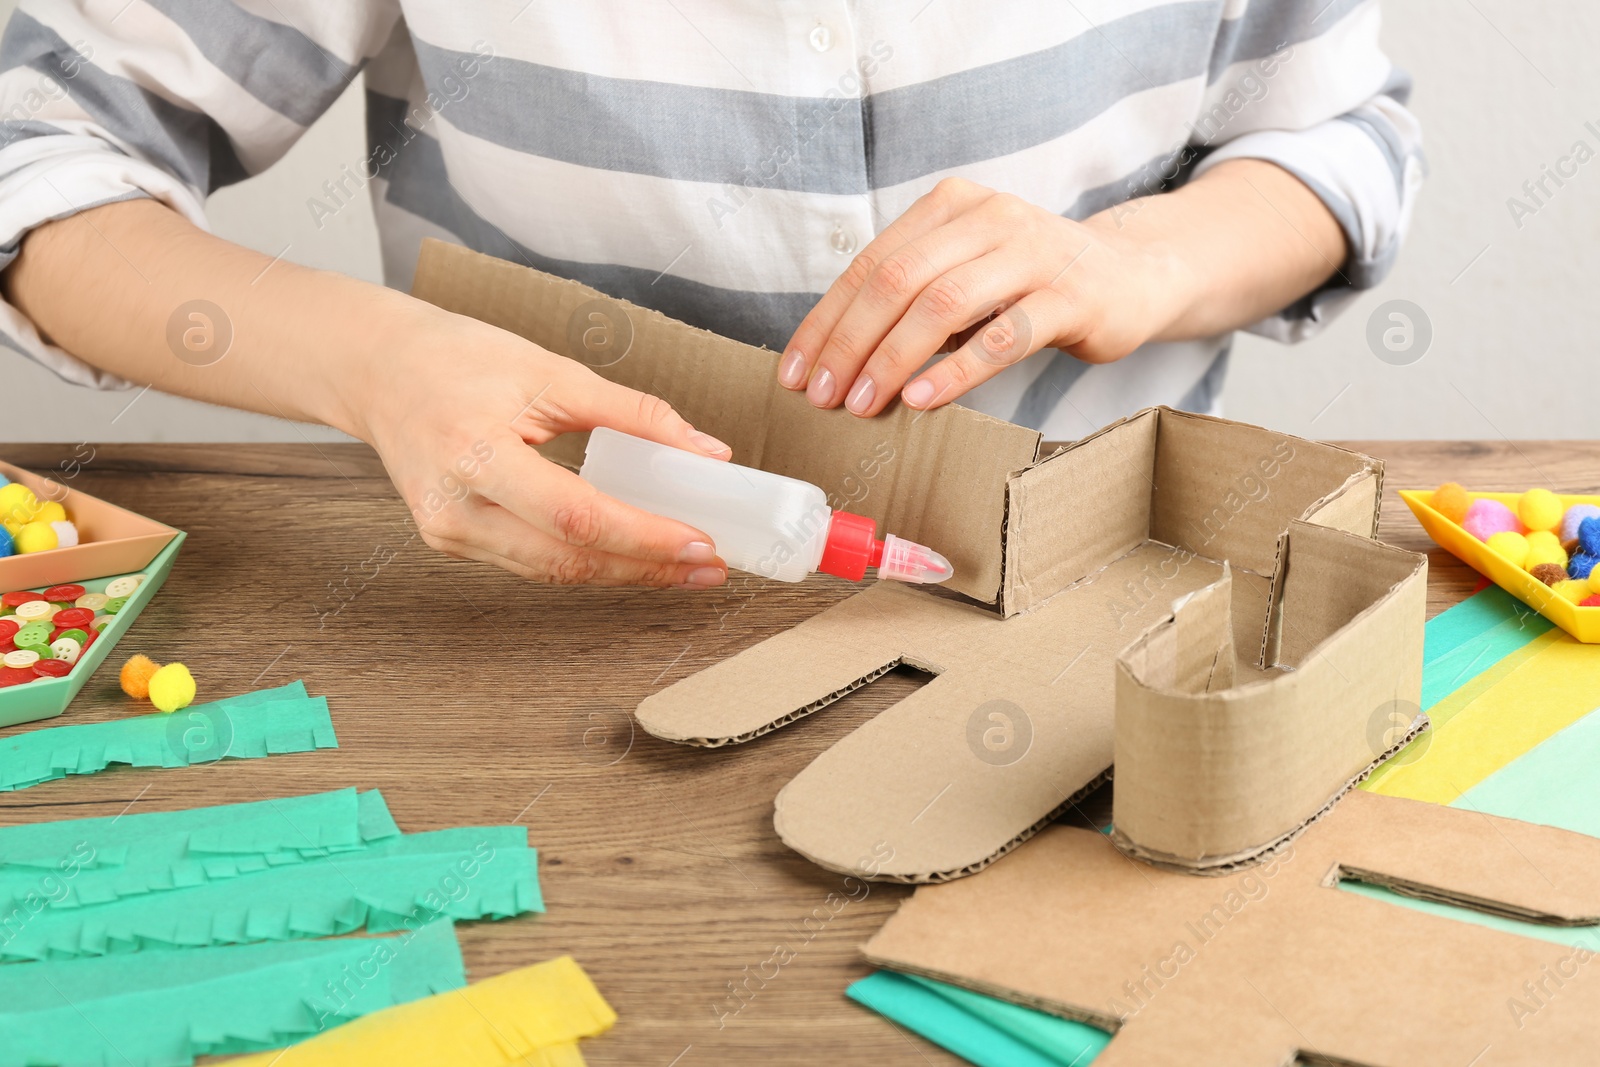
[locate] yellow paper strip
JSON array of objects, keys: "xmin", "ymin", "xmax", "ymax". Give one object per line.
[
  {"xmin": 1366, "ymin": 631, "xmax": 1600, "ymax": 803},
  {"xmin": 224, "ymin": 955, "xmax": 615, "ymax": 1067}
]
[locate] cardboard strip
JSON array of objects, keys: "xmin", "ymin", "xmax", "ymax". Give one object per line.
[
  {"xmin": 0, "ymin": 920, "xmax": 465, "ymax": 1066},
  {"xmin": 1111, "ymin": 521, "xmax": 1427, "ymax": 871},
  {"xmin": 410, "ymin": 240, "xmax": 1041, "ymax": 604},
  {"xmin": 865, "ymin": 790, "xmax": 1600, "ymax": 1065},
  {"xmin": 223, "ymin": 955, "xmax": 616, "ymax": 1067}
]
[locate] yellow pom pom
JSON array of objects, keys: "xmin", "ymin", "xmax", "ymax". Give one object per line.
[
  {"xmin": 0, "ymin": 483, "xmax": 40, "ymax": 528},
  {"xmin": 1526, "ymin": 541, "xmax": 1569, "ymax": 572},
  {"xmin": 13, "ymin": 521, "xmax": 58, "ymax": 553},
  {"xmin": 1432, "ymin": 482, "xmax": 1471, "ymax": 524},
  {"xmin": 1590, "ymin": 569, "xmax": 1600, "ymax": 594},
  {"xmin": 1519, "ymin": 488, "xmax": 1564, "ymax": 532},
  {"xmin": 1554, "ymin": 579, "xmax": 1590, "ymax": 605},
  {"xmin": 32, "ymin": 500, "xmax": 66, "ymax": 524},
  {"xmin": 148, "ymin": 663, "xmax": 196, "ymax": 713},
  {"xmin": 1486, "ymin": 531, "xmax": 1530, "ymax": 568},
  {"xmin": 120, "ymin": 654, "xmax": 160, "ymax": 700}
]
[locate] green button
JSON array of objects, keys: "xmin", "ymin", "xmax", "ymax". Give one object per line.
[
  {"xmin": 12, "ymin": 621, "xmax": 50, "ymax": 646},
  {"xmin": 55, "ymin": 628, "xmax": 88, "ymax": 645},
  {"xmin": 104, "ymin": 597, "xmax": 129, "ymax": 615},
  {"xmin": 14, "ymin": 640, "xmax": 50, "ymax": 659}
]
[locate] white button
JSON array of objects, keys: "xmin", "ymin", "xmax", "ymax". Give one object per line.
[
  {"xmin": 105, "ymin": 575, "xmax": 143, "ymax": 598},
  {"xmin": 4, "ymin": 649, "xmax": 39, "ymax": 669},
  {"xmin": 50, "ymin": 637, "xmax": 81, "ymax": 665},
  {"xmin": 809, "ymin": 24, "xmax": 833, "ymax": 52},
  {"xmin": 14, "ymin": 600, "xmax": 52, "ymax": 621},
  {"xmin": 830, "ymin": 225, "xmax": 857, "ymax": 255}
]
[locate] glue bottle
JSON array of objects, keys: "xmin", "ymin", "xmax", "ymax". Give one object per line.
[{"xmin": 579, "ymin": 428, "xmax": 955, "ymax": 585}]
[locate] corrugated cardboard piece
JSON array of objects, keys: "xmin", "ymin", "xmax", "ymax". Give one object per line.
[
  {"xmin": 410, "ymin": 240, "xmax": 1040, "ymax": 604},
  {"xmin": 865, "ymin": 789, "xmax": 1600, "ymax": 1066},
  {"xmin": 411, "ymin": 242, "xmax": 1422, "ymax": 883}
]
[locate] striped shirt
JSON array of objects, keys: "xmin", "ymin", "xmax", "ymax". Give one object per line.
[{"xmin": 0, "ymin": 0, "xmax": 1423, "ymax": 439}]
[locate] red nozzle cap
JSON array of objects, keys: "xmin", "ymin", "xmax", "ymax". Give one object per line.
[{"xmin": 819, "ymin": 510, "xmax": 882, "ymax": 581}]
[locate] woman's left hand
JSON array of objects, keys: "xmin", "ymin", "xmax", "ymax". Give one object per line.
[{"xmin": 778, "ymin": 176, "xmax": 1186, "ymax": 415}]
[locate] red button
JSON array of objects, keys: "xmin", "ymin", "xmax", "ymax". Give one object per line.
[
  {"xmin": 31, "ymin": 659, "xmax": 71, "ymax": 678},
  {"xmin": 0, "ymin": 666, "xmax": 36, "ymax": 687},
  {"xmin": 2, "ymin": 591, "xmax": 45, "ymax": 607},
  {"xmin": 52, "ymin": 608, "xmax": 93, "ymax": 629},
  {"xmin": 41, "ymin": 585, "xmax": 86, "ymax": 602},
  {"xmin": 0, "ymin": 619, "xmax": 17, "ymax": 642}
]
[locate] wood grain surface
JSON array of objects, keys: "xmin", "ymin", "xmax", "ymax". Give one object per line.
[{"xmin": 1, "ymin": 439, "xmax": 1595, "ymax": 1065}]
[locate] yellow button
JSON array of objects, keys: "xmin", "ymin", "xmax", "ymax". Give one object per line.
[
  {"xmin": 14, "ymin": 600, "xmax": 54, "ymax": 621},
  {"xmin": 75, "ymin": 593, "xmax": 109, "ymax": 611},
  {"xmin": 3, "ymin": 649, "xmax": 40, "ymax": 669},
  {"xmin": 104, "ymin": 575, "xmax": 144, "ymax": 598}
]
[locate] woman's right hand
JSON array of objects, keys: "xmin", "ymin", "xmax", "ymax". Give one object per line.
[{"xmin": 344, "ymin": 308, "xmax": 732, "ymax": 588}]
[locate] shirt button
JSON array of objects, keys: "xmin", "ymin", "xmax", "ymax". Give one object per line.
[
  {"xmin": 809, "ymin": 24, "xmax": 833, "ymax": 52},
  {"xmin": 829, "ymin": 225, "xmax": 857, "ymax": 255}
]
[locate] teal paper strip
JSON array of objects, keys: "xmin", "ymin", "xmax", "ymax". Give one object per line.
[
  {"xmin": 0, "ymin": 789, "xmax": 399, "ymax": 912},
  {"xmin": 0, "ymin": 826, "xmax": 540, "ymax": 961},
  {"xmin": 1422, "ymin": 585, "xmax": 1544, "ymax": 666},
  {"xmin": 0, "ymin": 919, "xmax": 466, "ymax": 1066},
  {"xmin": 0, "ymin": 681, "xmax": 338, "ymax": 791},
  {"xmin": 847, "ymin": 972, "xmax": 1106, "ymax": 1067},
  {"xmin": 1453, "ymin": 702, "xmax": 1600, "ymax": 838}
]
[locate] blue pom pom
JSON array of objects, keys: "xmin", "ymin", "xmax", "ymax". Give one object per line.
[
  {"xmin": 1580, "ymin": 517, "xmax": 1600, "ymax": 557},
  {"xmin": 0, "ymin": 526, "xmax": 12, "ymax": 558},
  {"xmin": 1571, "ymin": 553, "xmax": 1600, "ymax": 581}
]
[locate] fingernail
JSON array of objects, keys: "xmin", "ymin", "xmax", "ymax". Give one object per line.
[
  {"xmin": 679, "ymin": 540, "xmax": 716, "ymax": 564},
  {"xmin": 688, "ymin": 430, "xmax": 731, "ymax": 456},
  {"xmin": 845, "ymin": 374, "xmax": 876, "ymax": 415},
  {"xmin": 903, "ymin": 378, "xmax": 936, "ymax": 408},
  {"xmin": 683, "ymin": 566, "xmax": 726, "ymax": 588},
  {"xmin": 778, "ymin": 349, "xmax": 808, "ymax": 389},
  {"xmin": 807, "ymin": 366, "xmax": 836, "ymax": 407}
]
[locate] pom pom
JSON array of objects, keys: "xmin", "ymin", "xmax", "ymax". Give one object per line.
[
  {"xmin": 1519, "ymin": 488, "xmax": 1564, "ymax": 532},
  {"xmin": 1555, "ymin": 579, "xmax": 1591, "ymax": 604},
  {"xmin": 49, "ymin": 521, "xmax": 78, "ymax": 548},
  {"xmin": 13, "ymin": 522, "xmax": 58, "ymax": 554},
  {"xmin": 1432, "ymin": 482, "xmax": 1471, "ymax": 524},
  {"xmin": 1590, "ymin": 568, "xmax": 1600, "ymax": 594},
  {"xmin": 1583, "ymin": 594, "xmax": 1600, "ymax": 608},
  {"xmin": 0, "ymin": 526, "xmax": 12, "ymax": 559},
  {"xmin": 1462, "ymin": 498, "xmax": 1522, "ymax": 541},
  {"xmin": 0, "ymin": 482, "xmax": 39, "ymax": 528},
  {"xmin": 1524, "ymin": 530, "xmax": 1568, "ymax": 571},
  {"xmin": 1531, "ymin": 562, "xmax": 1569, "ymax": 586},
  {"xmin": 1486, "ymin": 531, "xmax": 1530, "ymax": 568},
  {"xmin": 148, "ymin": 663, "xmax": 196, "ymax": 713},
  {"xmin": 1561, "ymin": 504, "xmax": 1600, "ymax": 543},
  {"xmin": 1579, "ymin": 517, "xmax": 1600, "ymax": 557},
  {"xmin": 119, "ymin": 654, "xmax": 159, "ymax": 700},
  {"xmin": 1571, "ymin": 553, "xmax": 1599, "ymax": 581},
  {"xmin": 32, "ymin": 500, "xmax": 66, "ymax": 525}
]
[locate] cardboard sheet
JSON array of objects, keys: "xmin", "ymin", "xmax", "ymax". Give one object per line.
[
  {"xmin": 224, "ymin": 954, "xmax": 616, "ymax": 1067},
  {"xmin": 411, "ymin": 240, "xmax": 1041, "ymax": 604},
  {"xmin": 865, "ymin": 789, "xmax": 1600, "ymax": 1066},
  {"xmin": 0, "ymin": 681, "xmax": 337, "ymax": 791},
  {"xmin": 0, "ymin": 921, "xmax": 465, "ymax": 1066}
]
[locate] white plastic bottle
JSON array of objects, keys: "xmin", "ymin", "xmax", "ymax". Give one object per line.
[{"xmin": 579, "ymin": 428, "xmax": 954, "ymax": 585}]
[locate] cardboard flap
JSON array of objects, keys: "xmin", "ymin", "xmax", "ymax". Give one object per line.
[
  {"xmin": 866, "ymin": 789, "xmax": 1600, "ymax": 1066},
  {"xmin": 410, "ymin": 240, "xmax": 1041, "ymax": 602},
  {"xmin": 1119, "ymin": 567, "xmax": 1237, "ymax": 695}
]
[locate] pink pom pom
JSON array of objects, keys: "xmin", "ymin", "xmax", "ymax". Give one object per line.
[{"xmin": 1462, "ymin": 498, "xmax": 1523, "ymax": 541}]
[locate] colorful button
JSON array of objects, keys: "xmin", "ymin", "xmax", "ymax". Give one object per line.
[
  {"xmin": 90, "ymin": 616, "xmax": 113, "ymax": 631},
  {"xmin": 12, "ymin": 622, "xmax": 50, "ymax": 647},
  {"xmin": 2, "ymin": 590, "xmax": 44, "ymax": 607},
  {"xmin": 52, "ymin": 607, "xmax": 93, "ymax": 629},
  {"xmin": 103, "ymin": 597, "xmax": 129, "ymax": 615},
  {"xmin": 49, "ymin": 637, "xmax": 82, "ymax": 664},
  {"xmin": 75, "ymin": 593, "xmax": 109, "ymax": 611},
  {"xmin": 32, "ymin": 659, "xmax": 71, "ymax": 677},
  {"xmin": 0, "ymin": 619, "xmax": 17, "ymax": 643},
  {"xmin": 13, "ymin": 600, "xmax": 53, "ymax": 621},
  {"xmin": 42, "ymin": 584, "xmax": 86, "ymax": 602},
  {"xmin": 4, "ymin": 649, "xmax": 40, "ymax": 669},
  {"xmin": 104, "ymin": 575, "xmax": 144, "ymax": 599},
  {"xmin": 54, "ymin": 627, "xmax": 89, "ymax": 646},
  {"xmin": 0, "ymin": 665, "xmax": 37, "ymax": 687}
]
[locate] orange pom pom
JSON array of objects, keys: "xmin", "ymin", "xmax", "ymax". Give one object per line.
[
  {"xmin": 119, "ymin": 654, "xmax": 160, "ymax": 700},
  {"xmin": 1433, "ymin": 482, "xmax": 1471, "ymax": 524}
]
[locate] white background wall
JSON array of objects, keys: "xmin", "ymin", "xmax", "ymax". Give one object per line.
[{"xmin": 2, "ymin": 0, "xmax": 1596, "ymax": 442}]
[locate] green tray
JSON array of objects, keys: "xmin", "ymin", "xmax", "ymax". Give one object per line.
[{"xmin": 0, "ymin": 532, "xmax": 186, "ymax": 730}]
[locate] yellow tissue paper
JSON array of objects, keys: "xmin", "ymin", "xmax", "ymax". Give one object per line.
[{"xmin": 225, "ymin": 955, "xmax": 615, "ymax": 1067}]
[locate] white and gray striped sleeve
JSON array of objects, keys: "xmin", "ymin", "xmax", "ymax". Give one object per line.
[
  {"xmin": 1188, "ymin": 0, "xmax": 1424, "ymax": 343},
  {"xmin": 0, "ymin": 0, "xmax": 399, "ymax": 387}
]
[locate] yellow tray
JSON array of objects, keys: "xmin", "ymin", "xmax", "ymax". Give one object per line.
[{"xmin": 1400, "ymin": 488, "xmax": 1600, "ymax": 643}]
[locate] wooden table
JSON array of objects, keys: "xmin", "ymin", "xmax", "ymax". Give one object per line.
[{"xmin": 2, "ymin": 440, "xmax": 1596, "ymax": 1065}]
